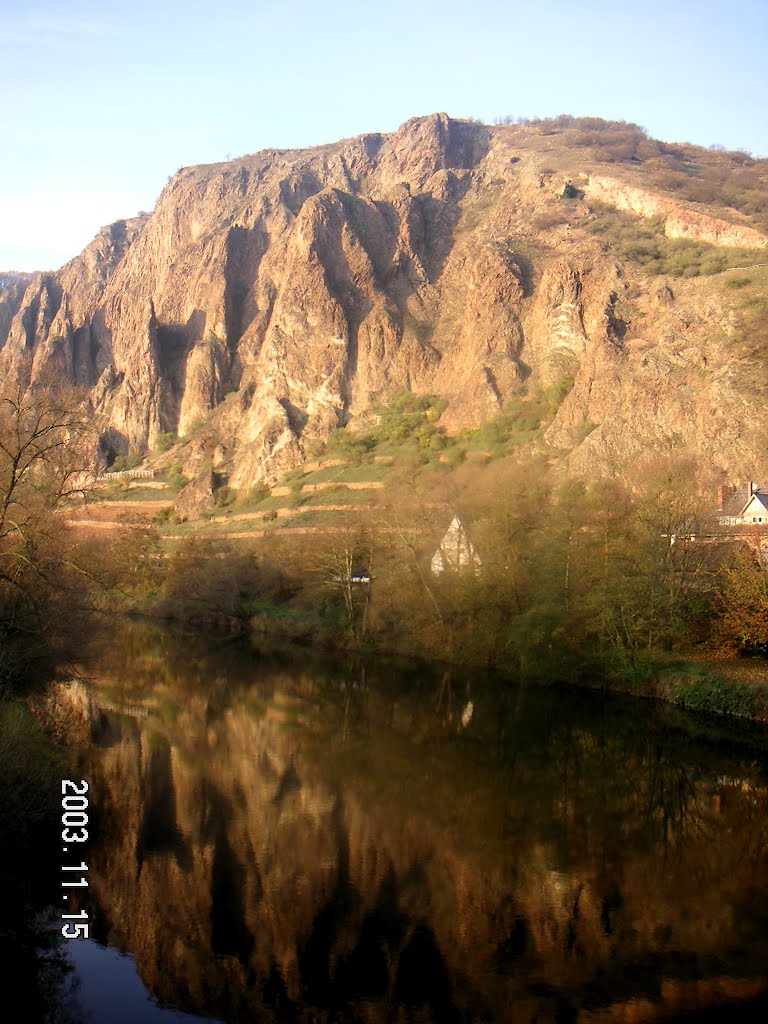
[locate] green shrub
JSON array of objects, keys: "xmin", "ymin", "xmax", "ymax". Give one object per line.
[
  {"xmin": 110, "ymin": 451, "xmax": 143, "ymax": 472},
  {"xmin": 247, "ymin": 482, "xmax": 270, "ymax": 504},
  {"xmin": 475, "ymin": 400, "xmax": 544, "ymax": 449},
  {"xmin": 152, "ymin": 507, "xmax": 181, "ymax": 526},
  {"xmin": 242, "ymin": 598, "xmax": 293, "ymax": 619},
  {"xmin": 213, "ymin": 485, "xmax": 235, "ymax": 508},
  {"xmin": 154, "ymin": 432, "xmax": 178, "ymax": 453},
  {"xmin": 324, "ymin": 429, "xmax": 378, "ymax": 460},
  {"xmin": 544, "ymin": 378, "xmax": 574, "ymax": 408},
  {"xmin": 166, "ymin": 465, "xmax": 189, "ymax": 491},
  {"xmin": 321, "ymin": 393, "xmax": 451, "ymax": 461},
  {"xmin": 374, "ymin": 392, "xmax": 447, "ymax": 441},
  {"xmin": 586, "ymin": 205, "xmax": 763, "ymax": 277},
  {"xmin": 440, "ymin": 445, "xmax": 466, "ymax": 467},
  {"xmin": 105, "ymin": 479, "xmax": 129, "ymax": 496},
  {"xmin": 675, "ymin": 675, "xmax": 762, "ymax": 717}
]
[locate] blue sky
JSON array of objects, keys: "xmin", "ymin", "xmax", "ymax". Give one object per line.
[{"xmin": 2, "ymin": 0, "xmax": 767, "ymax": 272}]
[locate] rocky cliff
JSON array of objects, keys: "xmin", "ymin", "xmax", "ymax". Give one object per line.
[{"xmin": 2, "ymin": 114, "xmax": 767, "ymax": 486}]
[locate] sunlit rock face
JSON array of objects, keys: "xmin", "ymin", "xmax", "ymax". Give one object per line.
[
  {"xmin": 51, "ymin": 627, "xmax": 768, "ymax": 1022},
  {"xmin": 584, "ymin": 174, "xmax": 768, "ymax": 248},
  {"xmin": 1, "ymin": 116, "xmax": 767, "ymax": 485}
]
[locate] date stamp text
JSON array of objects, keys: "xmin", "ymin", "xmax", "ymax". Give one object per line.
[{"xmin": 60, "ymin": 779, "xmax": 89, "ymax": 939}]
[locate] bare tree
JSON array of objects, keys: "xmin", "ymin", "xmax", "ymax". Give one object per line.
[
  {"xmin": 312, "ymin": 518, "xmax": 376, "ymax": 640},
  {"xmin": 0, "ymin": 375, "xmax": 92, "ymax": 691},
  {"xmin": 0, "ymin": 376, "xmax": 90, "ymax": 548}
]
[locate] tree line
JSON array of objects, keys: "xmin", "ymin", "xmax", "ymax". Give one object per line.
[
  {"xmin": 147, "ymin": 457, "xmax": 768, "ymax": 689},
  {"xmin": 3, "ymin": 375, "xmax": 768, "ymax": 699}
]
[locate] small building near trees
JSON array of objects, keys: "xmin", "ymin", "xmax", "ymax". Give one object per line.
[
  {"xmin": 717, "ymin": 483, "xmax": 768, "ymax": 527},
  {"xmin": 431, "ymin": 515, "xmax": 481, "ymax": 575}
]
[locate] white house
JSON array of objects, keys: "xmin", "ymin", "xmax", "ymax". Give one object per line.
[
  {"xmin": 717, "ymin": 483, "xmax": 768, "ymax": 527},
  {"xmin": 431, "ymin": 515, "xmax": 481, "ymax": 575}
]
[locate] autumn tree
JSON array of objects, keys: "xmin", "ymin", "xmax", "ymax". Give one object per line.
[
  {"xmin": 715, "ymin": 542, "xmax": 768, "ymax": 654},
  {"xmin": 0, "ymin": 375, "xmax": 92, "ymax": 692},
  {"xmin": 466, "ymin": 460, "xmax": 551, "ymax": 669},
  {"xmin": 368, "ymin": 459, "xmax": 552, "ymax": 667},
  {"xmin": 555, "ymin": 455, "xmax": 718, "ymax": 679},
  {"xmin": 310, "ymin": 518, "xmax": 376, "ymax": 640},
  {"xmin": 630, "ymin": 453, "xmax": 718, "ymax": 647},
  {"xmin": 157, "ymin": 537, "xmax": 291, "ymax": 631}
]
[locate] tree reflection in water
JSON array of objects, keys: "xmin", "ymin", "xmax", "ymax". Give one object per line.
[{"xmin": 48, "ymin": 624, "xmax": 768, "ymax": 1023}]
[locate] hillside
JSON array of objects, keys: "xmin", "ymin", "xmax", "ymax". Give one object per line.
[{"xmin": 2, "ymin": 113, "xmax": 767, "ymax": 490}]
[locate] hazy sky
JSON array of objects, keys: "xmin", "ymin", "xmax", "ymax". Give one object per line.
[{"xmin": 2, "ymin": 0, "xmax": 766, "ymax": 272}]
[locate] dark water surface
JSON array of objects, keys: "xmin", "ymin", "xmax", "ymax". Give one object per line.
[{"xmin": 54, "ymin": 624, "xmax": 768, "ymax": 1023}]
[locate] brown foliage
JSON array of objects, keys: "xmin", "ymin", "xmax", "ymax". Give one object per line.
[
  {"xmin": 0, "ymin": 376, "xmax": 94, "ymax": 691},
  {"xmin": 157, "ymin": 538, "xmax": 293, "ymax": 630},
  {"xmin": 714, "ymin": 543, "xmax": 768, "ymax": 654}
]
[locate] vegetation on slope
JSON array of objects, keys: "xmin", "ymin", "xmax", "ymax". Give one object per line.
[
  {"xmin": 89, "ymin": 393, "xmax": 767, "ymax": 722},
  {"xmin": 585, "ymin": 206, "xmax": 765, "ymax": 276},
  {"xmin": 496, "ymin": 115, "xmax": 768, "ymax": 230}
]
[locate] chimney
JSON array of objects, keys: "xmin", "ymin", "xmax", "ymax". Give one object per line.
[
  {"xmin": 750, "ymin": 481, "xmax": 758, "ymax": 496},
  {"xmin": 717, "ymin": 483, "xmax": 735, "ymax": 509}
]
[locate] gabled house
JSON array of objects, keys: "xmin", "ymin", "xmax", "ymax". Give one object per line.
[
  {"xmin": 717, "ymin": 482, "xmax": 768, "ymax": 527},
  {"xmin": 431, "ymin": 515, "xmax": 481, "ymax": 575}
]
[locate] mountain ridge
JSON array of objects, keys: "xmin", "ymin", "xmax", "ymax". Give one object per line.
[{"xmin": 2, "ymin": 112, "xmax": 767, "ymax": 487}]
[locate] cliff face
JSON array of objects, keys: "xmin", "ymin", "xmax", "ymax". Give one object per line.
[{"xmin": 2, "ymin": 114, "xmax": 767, "ymax": 485}]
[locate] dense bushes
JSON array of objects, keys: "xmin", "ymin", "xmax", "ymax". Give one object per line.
[
  {"xmin": 321, "ymin": 390, "xmax": 566, "ymax": 470},
  {"xmin": 154, "ymin": 431, "xmax": 178, "ymax": 454},
  {"xmin": 107, "ymin": 446, "xmax": 768, "ymax": 715},
  {"xmin": 586, "ymin": 206, "xmax": 762, "ymax": 276},
  {"xmin": 493, "ymin": 114, "xmax": 768, "ymax": 231},
  {"xmin": 324, "ymin": 393, "xmax": 449, "ymax": 461},
  {"xmin": 109, "ymin": 451, "xmax": 143, "ymax": 472},
  {"xmin": 675, "ymin": 675, "xmax": 767, "ymax": 717},
  {"xmin": 147, "ymin": 455, "xmax": 721, "ymax": 682},
  {"xmin": 155, "ymin": 538, "xmax": 296, "ymax": 631}
]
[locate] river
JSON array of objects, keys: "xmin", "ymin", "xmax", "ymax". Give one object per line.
[{"xmin": 44, "ymin": 623, "xmax": 768, "ymax": 1022}]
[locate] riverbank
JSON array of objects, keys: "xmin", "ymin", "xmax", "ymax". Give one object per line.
[
  {"xmin": 246, "ymin": 606, "xmax": 768, "ymax": 725},
  {"xmin": 125, "ymin": 594, "xmax": 768, "ymax": 727},
  {"xmin": 29, "ymin": 619, "xmax": 768, "ymax": 1024},
  {"xmin": 646, "ymin": 654, "xmax": 768, "ymax": 722}
]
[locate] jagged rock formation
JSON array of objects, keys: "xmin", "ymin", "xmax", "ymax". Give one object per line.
[{"xmin": 1, "ymin": 114, "xmax": 767, "ymax": 486}]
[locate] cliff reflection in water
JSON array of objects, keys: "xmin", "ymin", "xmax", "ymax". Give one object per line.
[{"xmin": 58, "ymin": 625, "xmax": 768, "ymax": 1023}]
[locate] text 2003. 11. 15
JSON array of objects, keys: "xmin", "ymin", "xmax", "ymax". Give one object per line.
[{"xmin": 61, "ymin": 779, "xmax": 90, "ymax": 939}]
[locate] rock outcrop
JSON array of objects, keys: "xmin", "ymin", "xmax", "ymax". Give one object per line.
[
  {"xmin": 1, "ymin": 114, "xmax": 767, "ymax": 485},
  {"xmin": 584, "ymin": 173, "xmax": 768, "ymax": 248}
]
